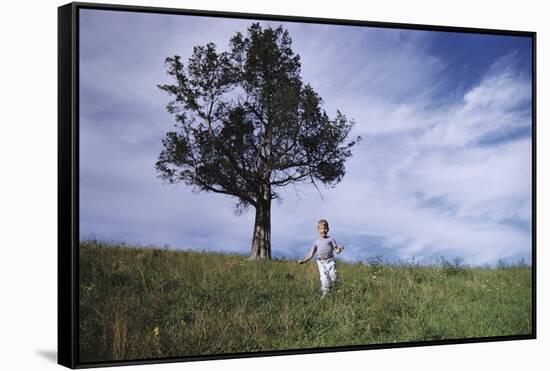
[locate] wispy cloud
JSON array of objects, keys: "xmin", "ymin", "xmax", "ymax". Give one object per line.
[
  {"xmin": 320, "ymin": 52, "xmax": 531, "ymax": 265},
  {"xmin": 268, "ymin": 50, "xmax": 532, "ymax": 266}
]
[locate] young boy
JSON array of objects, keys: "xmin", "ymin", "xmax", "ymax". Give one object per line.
[{"xmin": 298, "ymin": 219, "xmax": 344, "ymax": 298}]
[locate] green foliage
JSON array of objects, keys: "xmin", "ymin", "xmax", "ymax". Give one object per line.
[
  {"xmin": 156, "ymin": 23, "xmax": 361, "ymax": 208},
  {"xmin": 79, "ymin": 241, "xmax": 532, "ymax": 363}
]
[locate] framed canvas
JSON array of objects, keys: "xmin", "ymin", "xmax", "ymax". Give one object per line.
[{"xmin": 58, "ymin": 2, "xmax": 536, "ymax": 369}]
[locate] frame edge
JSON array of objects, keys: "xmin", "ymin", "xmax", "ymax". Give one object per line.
[{"xmin": 58, "ymin": 2, "xmax": 78, "ymax": 369}]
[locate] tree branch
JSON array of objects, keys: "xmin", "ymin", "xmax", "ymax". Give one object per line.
[
  {"xmin": 270, "ymin": 171, "xmax": 310, "ymax": 187},
  {"xmin": 309, "ymin": 173, "xmax": 325, "ymax": 201},
  {"xmin": 193, "ymin": 175, "xmax": 257, "ymax": 207}
]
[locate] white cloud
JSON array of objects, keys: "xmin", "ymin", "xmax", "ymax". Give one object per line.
[
  {"xmin": 419, "ymin": 55, "xmax": 531, "ymax": 148},
  {"xmin": 265, "ymin": 50, "xmax": 532, "ymax": 265}
]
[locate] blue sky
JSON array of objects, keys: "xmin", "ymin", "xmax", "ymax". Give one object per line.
[{"xmin": 79, "ymin": 9, "xmax": 533, "ymax": 266}]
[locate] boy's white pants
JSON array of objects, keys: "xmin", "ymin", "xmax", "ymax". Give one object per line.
[{"xmin": 316, "ymin": 258, "xmax": 338, "ymax": 294}]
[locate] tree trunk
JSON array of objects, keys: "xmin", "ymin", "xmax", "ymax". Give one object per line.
[{"xmin": 250, "ymin": 183, "xmax": 271, "ymax": 260}]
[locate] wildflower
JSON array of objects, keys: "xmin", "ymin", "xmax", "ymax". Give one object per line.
[{"xmin": 153, "ymin": 326, "xmax": 160, "ymax": 336}]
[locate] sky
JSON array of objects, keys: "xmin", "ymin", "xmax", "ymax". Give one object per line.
[{"xmin": 79, "ymin": 8, "xmax": 533, "ymax": 266}]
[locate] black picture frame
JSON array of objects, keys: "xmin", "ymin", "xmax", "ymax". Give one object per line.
[{"xmin": 58, "ymin": 2, "xmax": 536, "ymax": 369}]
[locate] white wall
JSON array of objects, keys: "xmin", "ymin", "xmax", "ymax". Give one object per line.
[{"xmin": 0, "ymin": 0, "xmax": 546, "ymax": 370}]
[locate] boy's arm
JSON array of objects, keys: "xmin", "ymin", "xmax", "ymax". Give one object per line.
[
  {"xmin": 334, "ymin": 238, "xmax": 344, "ymax": 254},
  {"xmin": 298, "ymin": 248, "xmax": 316, "ymax": 264}
]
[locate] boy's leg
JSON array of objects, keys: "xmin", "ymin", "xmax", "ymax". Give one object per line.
[
  {"xmin": 327, "ymin": 260, "xmax": 339, "ymax": 288},
  {"xmin": 316, "ymin": 260, "xmax": 330, "ymax": 296}
]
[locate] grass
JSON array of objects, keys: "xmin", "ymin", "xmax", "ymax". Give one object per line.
[{"xmin": 79, "ymin": 240, "xmax": 532, "ymax": 363}]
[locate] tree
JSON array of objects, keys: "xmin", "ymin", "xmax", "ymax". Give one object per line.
[{"xmin": 156, "ymin": 23, "xmax": 361, "ymax": 260}]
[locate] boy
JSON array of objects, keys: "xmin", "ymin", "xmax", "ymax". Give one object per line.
[{"xmin": 298, "ymin": 219, "xmax": 344, "ymax": 298}]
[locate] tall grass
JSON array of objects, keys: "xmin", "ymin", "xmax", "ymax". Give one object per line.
[{"xmin": 79, "ymin": 240, "xmax": 532, "ymax": 363}]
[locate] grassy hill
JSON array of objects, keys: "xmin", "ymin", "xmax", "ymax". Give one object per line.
[{"xmin": 79, "ymin": 240, "xmax": 532, "ymax": 363}]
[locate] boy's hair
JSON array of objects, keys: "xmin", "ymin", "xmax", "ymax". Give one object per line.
[{"xmin": 317, "ymin": 219, "xmax": 329, "ymax": 229}]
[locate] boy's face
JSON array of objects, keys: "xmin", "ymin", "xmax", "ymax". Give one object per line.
[{"xmin": 318, "ymin": 224, "xmax": 329, "ymax": 237}]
